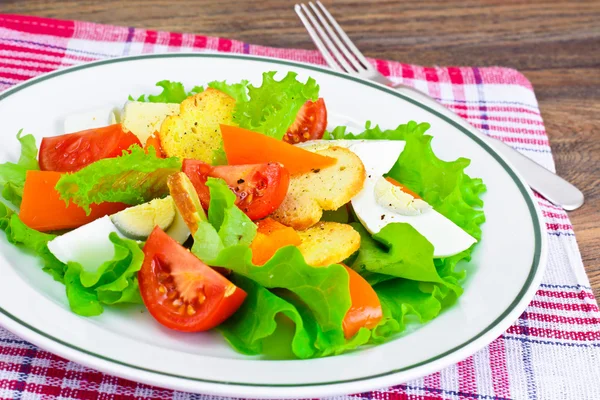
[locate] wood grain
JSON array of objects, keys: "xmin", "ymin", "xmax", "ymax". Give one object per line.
[{"xmin": 2, "ymin": 0, "xmax": 599, "ymax": 299}]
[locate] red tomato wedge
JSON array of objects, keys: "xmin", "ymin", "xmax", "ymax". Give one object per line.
[
  {"xmin": 342, "ymin": 265, "xmax": 383, "ymax": 339},
  {"xmin": 139, "ymin": 227, "xmax": 246, "ymax": 332},
  {"xmin": 144, "ymin": 133, "xmax": 165, "ymax": 158},
  {"xmin": 220, "ymin": 124, "xmax": 336, "ymax": 176},
  {"xmin": 19, "ymin": 170, "xmax": 127, "ymax": 231},
  {"xmin": 385, "ymin": 176, "xmax": 422, "ymax": 199},
  {"xmin": 283, "ymin": 98, "xmax": 328, "ymax": 144},
  {"xmin": 250, "ymin": 218, "xmax": 301, "ymax": 265},
  {"xmin": 39, "ymin": 124, "xmax": 141, "ymax": 172},
  {"xmin": 182, "ymin": 159, "xmax": 289, "ymax": 221}
]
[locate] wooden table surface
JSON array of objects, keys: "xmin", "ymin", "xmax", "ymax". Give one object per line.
[{"xmin": 3, "ymin": 0, "xmax": 600, "ymax": 300}]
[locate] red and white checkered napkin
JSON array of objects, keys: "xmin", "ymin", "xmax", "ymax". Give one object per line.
[{"xmin": 0, "ymin": 14, "xmax": 598, "ymax": 400}]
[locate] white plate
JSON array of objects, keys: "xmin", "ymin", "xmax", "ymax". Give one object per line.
[{"xmin": 0, "ymin": 54, "xmax": 547, "ymax": 398}]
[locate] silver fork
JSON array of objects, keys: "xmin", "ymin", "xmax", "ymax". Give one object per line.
[{"xmin": 295, "ymin": 1, "xmax": 584, "ymax": 211}]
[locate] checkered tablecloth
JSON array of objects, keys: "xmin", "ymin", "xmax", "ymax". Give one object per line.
[{"xmin": 0, "ymin": 14, "xmax": 598, "ymax": 400}]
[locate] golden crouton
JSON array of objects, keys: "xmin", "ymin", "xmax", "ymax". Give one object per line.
[
  {"xmin": 159, "ymin": 88, "xmax": 235, "ymax": 163},
  {"xmin": 167, "ymin": 172, "xmax": 206, "ymax": 235},
  {"xmin": 297, "ymin": 222, "xmax": 361, "ymax": 266},
  {"xmin": 271, "ymin": 146, "xmax": 365, "ymax": 230}
]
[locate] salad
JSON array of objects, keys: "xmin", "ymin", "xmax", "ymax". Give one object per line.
[{"xmin": 0, "ymin": 71, "xmax": 486, "ymax": 359}]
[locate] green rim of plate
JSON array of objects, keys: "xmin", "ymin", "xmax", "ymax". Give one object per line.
[{"xmin": 0, "ymin": 53, "xmax": 542, "ymax": 388}]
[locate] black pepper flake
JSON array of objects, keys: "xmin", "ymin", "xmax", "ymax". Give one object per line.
[
  {"xmin": 368, "ymin": 175, "xmax": 372, "ymax": 178},
  {"xmin": 312, "ymin": 168, "xmax": 321, "ymax": 173},
  {"xmin": 237, "ymin": 178, "xmax": 245, "ymax": 184},
  {"xmin": 380, "ymin": 215, "xmax": 385, "ymax": 220}
]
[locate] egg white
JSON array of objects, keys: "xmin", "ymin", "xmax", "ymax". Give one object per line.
[
  {"xmin": 63, "ymin": 107, "xmax": 117, "ymax": 134},
  {"xmin": 47, "ymin": 216, "xmax": 123, "ymax": 272},
  {"xmin": 47, "ymin": 210, "xmax": 191, "ymax": 272}
]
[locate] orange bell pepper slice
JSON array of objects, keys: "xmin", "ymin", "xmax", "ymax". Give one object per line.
[
  {"xmin": 19, "ymin": 170, "xmax": 127, "ymax": 232},
  {"xmin": 250, "ymin": 218, "xmax": 302, "ymax": 265},
  {"xmin": 220, "ymin": 124, "xmax": 336, "ymax": 175}
]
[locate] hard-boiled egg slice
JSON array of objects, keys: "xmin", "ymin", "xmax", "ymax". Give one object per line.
[
  {"xmin": 353, "ymin": 175, "xmax": 476, "ymax": 257},
  {"xmin": 47, "ymin": 216, "xmax": 123, "ymax": 272},
  {"xmin": 47, "ymin": 200, "xmax": 191, "ymax": 272},
  {"xmin": 296, "ymin": 139, "xmax": 477, "ymax": 258},
  {"xmin": 63, "ymin": 107, "xmax": 118, "ymax": 134}
]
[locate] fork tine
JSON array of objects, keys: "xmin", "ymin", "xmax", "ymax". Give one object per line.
[
  {"xmin": 298, "ymin": 4, "xmax": 355, "ymax": 73},
  {"xmin": 307, "ymin": 2, "xmax": 363, "ymax": 72},
  {"xmin": 294, "ymin": 4, "xmax": 342, "ymax": 71},
  {"xmin": 315, "ymin": 1, "xmax": 373, "ymax": 70}
]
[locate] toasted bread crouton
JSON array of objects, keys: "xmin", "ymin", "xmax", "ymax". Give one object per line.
[
  {"xmin": 271, "ymin": 146, "xmax": 365, "ymax": 230},
  {"xmin": 159, "ymin": 88, "xmax": 235, "ymax": 163},
  {"xmin": 167, "ymin": 172, "xmax": 206, "ymax": 235},
  {"xmin": 297, "ymin": 222, "xmax": 361, "ymax": 266}
]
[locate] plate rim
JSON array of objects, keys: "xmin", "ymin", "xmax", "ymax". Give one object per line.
[{"xmin": 0, "ymin": 52, "xmax": 547, "ymax": 392}]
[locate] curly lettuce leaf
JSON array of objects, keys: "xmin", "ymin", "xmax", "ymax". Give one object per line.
[
  {"xmin": 209, "ymin": 245, "xmax": 350, "ymax": 336},
  {"xmin": 0, "ymin": 130, "xmax": 40, "ymax": 207},
  {"xmin": 0, "ymin": 204, "xmax": 144, "ymax": 316},
  {"xmin": 351, "ymin": 222, "xmax": 449, "ymax": 285},
  {"xmin": 388, "ymin": 126, "xmax": 486, "ymax": 240},
  {"xmin": 191, "ymin": 177, "xmax": 256, "ymax": 262},
  {"xmin": 233, "ymin": 71, "xmax": 319, "ymax": 139},
  {"xmin": 219, "ymin": 274, "xmax": 371, "ymax": 359},
  {"xmin": 371, "ymin": 278, "xmax": 445, "ymax": 343},
  {"xmin": 65, "ymin": 233, "xmax": 144, "ymax": 316},
  {"xmin": 55, "ymin": 146, "xmax": 181, "ymax": 214},
  {"xmin": 207, "ymin": 80, "xmax": 250, "ymax": 103},
  {"xmin": 219, "ymin": 274, "xmax": 314, "ymax": 359},
  {"xmin": 0, "ymin": 202, "xmax": 64, "ymax": 281},
  {"xmin": 130, "ymin": 80, "xmax": 203, "ymax": 103},
  {"xmin": 324, "ymin": 120, "xmax": 430, "ymax": 141}
]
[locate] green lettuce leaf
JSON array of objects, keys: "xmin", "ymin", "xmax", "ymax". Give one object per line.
[
  {"xmin": 55, "ymin": 145, "xmax": 181, "ymax": 214},
  {"xmin": 130, "ymin": 80, "xmax": 203, "ymax": 103},
  {"xmin": 0, "ymin": 203, "xmax": 144, "ymax": 316},
  {"xmin": 208, "ymin": 245, "xmax": 350, "ymax": 336},
  {"xmin": 191, "ymin": 177, "xmax": 257, "ymax": 262},
  {"xmin": 371, "ymin": 278, "xmax": 445, "ymax": 343},
  {"xmin": 219, "ymin": 274, "xmax": 314, "ymax": 359},
  {"xmin": 0, "ymin": 130, "xmax": 40, "ymax": 206},
  {"xmin": 387, "ymin": 126, "xmax": 486, "ymax": 240},
  {"xmin": 0, "ymin": 201, "xmax": 64, "ymax": 281},
  {"xmin": 207, "ymin": 80, "xmax": 250, "ymax": 103},
  {"xmin": 65, "ymin": 233, "xmax": 144, "ymax": 316},
  {"xmin": 324, "ymin": 120, "xmax": 430, "ymax": 141},
  {"xmin": 233, "ymin": 71, "xmax": 319, "ymax": 139},
  {"xmin": 351, "ymin": 222, "xmax": 446, "ymax": 284}
]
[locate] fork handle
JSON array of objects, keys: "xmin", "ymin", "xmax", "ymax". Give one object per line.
[{"xmin": 392, "ymin": 84, "xmax": 584, "ymax": 211}]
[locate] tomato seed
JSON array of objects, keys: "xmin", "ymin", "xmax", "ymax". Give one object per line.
[
  {"xmin": 173, "ymin": 299, "xmax": 183, "ymax": 307},
  {"xmin": 186, "ymin": 305, "xmax": 196, "ymax": 315},
  {"xmin": 158, "ymin": 285, "xmax": 166, "ymax": 294},
  {"xmin": 197, "ymin": 290, "xmax": 206, "ymax": 305}
]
